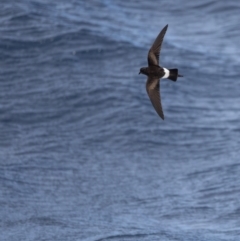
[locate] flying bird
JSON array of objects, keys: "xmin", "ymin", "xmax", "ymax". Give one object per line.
[{"xmin": 139, "ymin": 24, "xmax": 183, "ymax": 120}]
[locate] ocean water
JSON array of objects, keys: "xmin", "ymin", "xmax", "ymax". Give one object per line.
[{"xmin": 1, "ymin": 0, "xmax": 240, "ymax": 240}]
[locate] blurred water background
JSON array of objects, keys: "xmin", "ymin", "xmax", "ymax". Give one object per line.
[{"xmin": 0, "ymin": 0, "xmax": 240, "ymax": 240}]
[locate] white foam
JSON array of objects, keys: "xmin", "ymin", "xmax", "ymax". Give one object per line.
[{"xmin": 162, "ymin": 68, "xmax": 170, "ymax": 78}]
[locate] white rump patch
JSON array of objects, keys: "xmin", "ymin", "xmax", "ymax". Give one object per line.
[{"xmin": 162, "ymin": 68, "xmax": 170, "ymax": 79}]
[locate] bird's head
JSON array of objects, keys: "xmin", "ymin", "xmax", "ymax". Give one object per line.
[{"xmin": 139, "ymin": 67, "xmax": 148, "ymax": 75}]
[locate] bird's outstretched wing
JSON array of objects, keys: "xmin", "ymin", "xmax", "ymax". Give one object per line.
[
  {"xmin": 146, "ymin": 77, "xmax": 164, "ymax": 120},
  {"xmin": 148, "ymin": 24, "xmax": 168, "ymax": 66}
]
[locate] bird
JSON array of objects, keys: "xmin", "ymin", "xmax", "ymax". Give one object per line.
[{"xmin": 139, "ymin": 24, "xmax": 183, "ymax": 120}]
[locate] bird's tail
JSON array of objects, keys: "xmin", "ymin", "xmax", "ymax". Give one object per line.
[{"xmin": 168, "ymin": 69, "xmax": 183, "ymax": 82}]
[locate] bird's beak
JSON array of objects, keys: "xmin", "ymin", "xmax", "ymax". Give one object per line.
[{"xmin": 139, "ymin": 71, "xmax": 141, "ymax": 74}]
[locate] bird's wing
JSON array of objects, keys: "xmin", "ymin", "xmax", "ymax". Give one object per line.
[
  {"xmin": 146, "ymin": 77, "xmax": 164, "ymax": 120},
  {"xmin": 148, "ymin": 24, "xmax": 168, "ymax": 66}
]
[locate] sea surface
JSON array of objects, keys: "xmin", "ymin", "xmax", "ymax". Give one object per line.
[{"xmin": 1, "ymin": 1, "xmax": 240, "ymax": 240}]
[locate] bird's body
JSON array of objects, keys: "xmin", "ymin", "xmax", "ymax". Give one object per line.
[
  {"xmin": 140, "ymin": 66, "xmax": 166, "ymax": 78},
  {"xmin": 139, "ymin": 24, "xmax": 183, "ymax": 120}
]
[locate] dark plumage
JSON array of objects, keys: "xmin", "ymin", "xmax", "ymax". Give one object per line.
[{"xmin": 139, "ymin": 24, "xmax": 183, "ymax": 120}]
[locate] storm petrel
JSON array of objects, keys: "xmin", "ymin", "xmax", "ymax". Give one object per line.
[{"xmin": 139, "ymin": 24, "xmax": 183, "ymax": 120}]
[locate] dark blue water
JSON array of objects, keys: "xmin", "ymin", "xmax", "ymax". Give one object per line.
[{"xmin": 1, "ymin": 1, "xmax": 240, "ymax": 240}]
